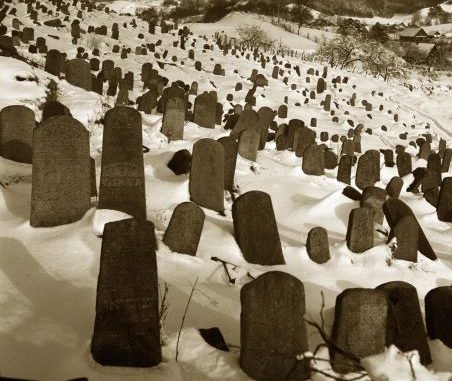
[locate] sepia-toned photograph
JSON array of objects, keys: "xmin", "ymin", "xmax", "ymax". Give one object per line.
[{"xmin": 0, "ymin": 0, "xmax": 451, "ymax": 380}]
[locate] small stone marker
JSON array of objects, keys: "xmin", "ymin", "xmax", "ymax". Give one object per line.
[
  {"xmin": 331, "ymin": 288, "xmax": 388, "ymax": 373},
  {"xmin": 91, "ymin": 218, "xmax": 161, "ymax": 367},
  {"xmin": 346, "ymin": 207, "xmax": 374, "ymax": 253},
  {"xmin": 425, "ymin": 286, "xmax": 452, "ymax": 348},
  {"xmin": 163, "ymin": 202, "xmax": 205, "ymax": 256},
  {"xmin": 31, "ymin": 116, "xmax": 90, "ymax": 227},
  {"xmin": 240, "ymin": 272, "xmax": 310, "ymax": 380},
  {"xmin": 189, "ymin": 138, "xmax": 224, "ymax": 213},
  {"xmin": 167, "ymin": 149, "xmax": 191, "ymax": 175},
  {"xmin": 377, "ymin": 281, "xmax": 431, "ymax": 365},
  {"xmin": 232, "ymin": 191, "xmax": 285, "ymax": 265},
  {"xmin": 98, "ymin": 107, "xmax": 146, "ymax": 219},
  {"xmin": 306, "ymin": 227, "xmax": 330, "ymax": 264}
]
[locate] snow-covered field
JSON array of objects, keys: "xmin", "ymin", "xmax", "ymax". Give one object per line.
[{"xmin": 0, "ymin": 1, "xmax": 452, "ymax": 381}]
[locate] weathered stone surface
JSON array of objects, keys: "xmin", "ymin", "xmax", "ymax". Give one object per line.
[
  {"xmin": 189, "ymin": 138, "xmax": 224, "ymax": 212},
  {"xmin": 302, "ymin": 144, "xmax": 325, "ymax": 176},
  {"xmin": 163, "ymin": 202, "xmax": 205, "ymax": 256},
  {"xmin": 389, "ymin": 215, "xmax": 418, "ymax": 262},
  {"xmin": 356, "ymin": 151, "xmax": 378, "ymax": 190},
  {"xmin": 397, "ymin": 152, "xmax": 412, "ymax": 177},
  {"xmin": 360, "ymin": 186, "xmax": 386, "ymax": 224},
  {"xmin": 383, "ymin": 199, "xmax": 436, "ymax": 260},
  {"xmin": 232, "ymin": 191, "xmax": 285, "ymax": 265},
  {"xmin": 377, "ymin": 281, "xmax": 431, "ymax": 365},
  {"xmin": 45, "ymin": 49, "xmax": 63, "ymax": 76},
  {"xmin": 218, "ymin": 136, "xmax": 238, "ymax": 191},
  {"xmin": 437, "ymin": 177, "xmax": 452, "ymax": 222},
  {"xmin": 0, "ymin": 105, "xmax": 35, "ymax": 163},
  {"xmin": 337, "ymin": 155, "xmax": 353, "ymax": 185},
  {"xmin": 240, "ymin": 272, "xmax": 309, "ymax": 381},
  {"xmin": 238, "ymin": 127, "xmax": 259, "ymax": 162},
  {"xmin": 194, "ymin": 92, "xmax": 216, "ymax": 129},
  {"xmin": 425, "ymin": 286, "xmax": 452, "ymax": 348},
  {"xmin": 230, "ymin": 109, "xmax": 258, "ymax": 139},
  {"xmin": 42, "ymin": 100, "xmax": 72, "ymax": 121},
  {"xmin": 91, "ymin": 218, "xmax": 161, "ymax": 367},
  {"xmin": 294, "ymin": 126, "xmax": 316, "ymax": 158},
  {"xmin": 31, "ymin": 116, "xmax": 90, "ymax": 227},
  {"xmin": 386, "ymin": 177, "xmax": 403, "ymax": 199},
  {"xmin": 65, "ymin": 58, "xmax": 91, "ymax": 91},
  {"xmin": 331, "ymin": 288, "xmax": 388, "ymax": 373},
  {"xmin": 98, "ymin": 107, "xmax": 146, "ymax": 219},
  {"xmin": 161, "ymin": 95, "xmax": 185, "ymax": 141},
  {"xmin": 346, "ymin": 207, "xmax": 374, "ymax": 253},
  {"xmin": 306, "ymin": 227, "xmax": 330, "ymax": 264}
]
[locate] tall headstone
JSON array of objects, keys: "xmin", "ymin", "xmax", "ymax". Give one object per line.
[
  {"xmin": 194, "ymin": 92, "xmax": 216, "ymax": 129},
  {"xmin": 232, "ymin": 191, "xmax": 285, "ymax": 265},
  {"xmin": 31, "ymin": 116, "xmax": 90, "ymax": 227},
  {"xmin": 161, "ymin": 95, "xmax": 185, "ymax": 141},
  {"xmin": 346, "ymin": 207, "xmax": 374, "ymax": 253},
  {"xmin": 218, "ymin": 136, "xmax": 238, "ymax": 192},
  {"xmin": 189, "ymin": 138, "xmax": 224, "ymax": 212},
  {"xmin": 238, "ymin": 128, "xmax": 259, "ymax": 162},
  {"xmin": 437, "ymin": 177, "xmax": 452, "ymax": 222},
  {"xmin": 257, "ymin": 106, "xmax": 274, "ymax": 150},
  {"xmin": 98, "ymin": 107, "xmax": 146, "ymax": 219},
  {"xmin": 91, "ymin": 218, "xmax": 161, "ymax": 367},
  {"xmin": 241, "ymin": 272, "xmax": 310, "ymax": 380}
]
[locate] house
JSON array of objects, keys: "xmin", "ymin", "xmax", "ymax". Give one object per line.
[
  {"xmin": 403, "ymin": 42, "xmax": 440, "ymax": 65},
  {"xmin": 428, "ymin": 31, "xmax": 442, "ymax": 39},
  {"xmin": 399, "ymin": 27, "xmax": 429, "ymax": 42}
]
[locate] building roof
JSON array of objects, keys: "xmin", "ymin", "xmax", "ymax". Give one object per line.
[
  {"xmin": 399, "ymin": 27, "xmax": 427, "ymax": 37},
  {"xmin": 405, "ymin": 42, "xmax": 436, "ymax": 59}
]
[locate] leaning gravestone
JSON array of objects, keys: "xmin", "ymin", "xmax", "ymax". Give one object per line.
[
  {"xmin": 425, "ymin": 286, "xmax": 452, "ymax": 348},
  {"xmin": 194, "ymin": 92, "xmax": 216, "ymax": 129},
  {"xmin": 161, "ymin": 95, "xmax": 185, "ymax": 141},
  {"xmin": 306, "ymin": 227, "xmax": 330, "ymax": 264},
  {"xmin": 189, "ymin": 138, "xmax": 224, "ymax": 213},
  {"xmin": 240, "ymin": 272, "xmax": 310, "ymax": 381},
  {"xmin": 346, "ymin": 207, "xmax": 374, "ymax": 253},
  {"xmin": 383, "ymin": 199, "xmax": 436, "ymax": 260},
  {"xmin": 218, "ymin": 136, "xmax": 238, "ymax": 192},
  {"xmin": 30, "ymin": 116, "xmax": 90, "ymax": 227},
  {"xmin": 65, "ymin": 58, "xmax": 91, "ymax": 91},
  {"xmin": 331, "ymin": 288, "xmax": 388, "ymax": 373},
  {"xmin": 91, "ymin": 218, "xmax": 161, "ymax": 367},
  {"xmin": 163, "ymin": 202, "xmax": 205, "ymax": 256},
  {"xmin": 0, "ymin": 105, "xmax": 35, "ymax": 163},
  {"xmin": 377, "ymin": 281, "xmax": 432, "ymax": 365},
  {"xmin": 98, "ymin": 107, "xmax": 146, "ymax": 219},
  {"xmin": 388, "ymin": 215, "xmax": 418, "ymax": 262},
  {"xmin": 232, "ymin": 191, "xmax": 285, "ymax": 265}
]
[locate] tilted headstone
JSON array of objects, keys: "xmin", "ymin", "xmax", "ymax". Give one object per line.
[
  {"xmin": 295, "ymin": 126, "xmax": 316, "ymax": 158},
  {"xmin": 232, "ymin": 191, "xmax": 284, "ymax": 265},
  {"xmin": 306, "ymin": 227, "xmax": 330, "ymax": 264},
  {"xmin": 386, "ymin": 177, "xmax": 403, "ymax": 199},
  {"xmin": 0, "ymin": 105, "xmax": 35, "ymax": 163},
  {"xmin": 388, "ymin": 215, "xmax": 418, "ymax": 262},
  {"xmin": 137, "ymin": 89, "xmax": 158, "ymax": 114},
  {"xmin": 425, "ymin": 286, "xmax": 452, "ymax": 348},
  {"xmin": 346, "ymin": 207, "xmax": 374, "ymax": 253},
  {"xmin": 377, "ymin": 281, "xmax": 431, "ymax": 365},
  {"xmin": 163, "ymin": 202, "xmax": 205, "ymax": 256},
  {"xmin": 218, "ymin": 136, "xmax": 238, "ymax": 192},
  {"xmin": 240, "ymin": 272, "xmax": 310, "ymax": 381},
  {"xmin": 189, "ymin": 138, "xmax": 224, "ymax": 213},
  {"xmin": 91, "ymin": 218, "xmax": 161, "ymax": 367},
  {"xmin": 31, "ymin": 116, "xmax": 90, "ymax": 227},
  {"xmin": 331, "ymin": 288, "xmax": 388, "ymax": 373},
  {"xmin": 442, "ymin": 149, "xmax": 452, "ymax": 173},
  {"xmin": 98, "ymin": 107, "xmax": 146, "ymax": 219}
]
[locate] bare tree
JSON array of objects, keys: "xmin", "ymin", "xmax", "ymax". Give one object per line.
[{"xmin": 292, "ymin": 0, "xmax": 314, "ymax": 35}]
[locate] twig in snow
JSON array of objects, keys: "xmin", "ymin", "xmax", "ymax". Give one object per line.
[{"xmin": 175, "ymin": 277, "xmax": 199, "ymax": 362}]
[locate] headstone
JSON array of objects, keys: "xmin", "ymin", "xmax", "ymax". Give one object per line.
[
  {"xmin": 388, "ymin": 215, "xmax": 418, "ymax": 262},
  {"xmin": 189, "ymin": 139, "xmax": 224, "ymax": 213},
  {"xmin": 0, "ymin": 105, "xmax": 35, "ymax": 163},
  {"xmin": 356, "ymin": 151, "xmax": 378, "ymax": 190},
  {"xmin": 442, "ymin": 149, "xmax": 452, "ymax": 173},
  {"xmin": 194, "ymin": 92, "xmax": 216, "ymax": 129},
  {"xmin": 437, "ymin": 177, "xmax": 452, "ymax": 222},
  {"xmin": 161, "ymin": 95, "xmax": 185, "ymax": 141},
  {"xmin": 45, "ymin": 49, "xmax": 62, "ymax": 76},
  {"xmin": 302, "ymin": 144, "xmax": 324, "ymax": 176},
  {"xmin": 238, "ymin": 128, "xmax": 259, "ymax": 162},
  {"xmin": 331, "ymin": 288, "xmax": 388, "ymax": 373},
  {"xmin": 230, "ymin": 109, "xmax": 258, "ymax": 140},
  {"xmin": 425, "ymin": 286, "xmax": 452, "ymax": 348},
  {"xmin": 397, "ymin": 152, "xmax": 412, "ymax": 177},
  {"xmin": 346, "ymin": 207, "xmax": 374, "ymax": 253},
  {"xmin": 163, "ymin": 202, "xmax": 205, "ymax": 256},
  {"xmin": 65, "ymin": 58, "xmax": 91, "ymax": 91},
  {"xmin": 218, "ymin": 136, "xmax": 238, "ymax": 192},
  {"xmin": 337, "ymin": 155, "xmax": 352, "ymax": 185},
  {"xmin": 98, "ymin": 107, "xmax": 146, "ymax": 219},
  {"xmin": 30, "ymin": 116, "xmax": 90, "ymax": 227},
  {"xmin": 306, "ymin": 227, "xmax": 330, "ymax": 264},
  {"xmin": 233, "ymin": 191, "xmax": 284, "ymax": 265},
  {"xmin": 167, "ymin": 149, "xmax": 191, "ymax": 175},
  {"xmin": 257, "ymin": 106, "xmax": 274, "ymax": 150},
  {"xmin": 91, "ymin": 218, "xmax": 161, "ymax": 367},
  {"xmin": 360, "ymin": 186, "xmax": 386, "ymax": 224},
  {"xmin": 386, "ymin": 177, "xmax": 403, "ymax": 199}
]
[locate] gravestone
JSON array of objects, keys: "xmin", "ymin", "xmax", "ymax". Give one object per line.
[
  {"xmin": 331, "ymin": 288, "xmax": 388, "ymax": 373},
  {"xmin": 91, "ymin": 218, "xmax": 161, "ymax": 367},
  {"xmin": 232, "ymin": 191, "xmax": 284, "ymax": 265},
  {"xmin": 240, "ymin": 272, "xmax": 310, "ymax": 381},
  {"xmin": 377, "ymin": 281, "xmax": 431, "ymax": 365},
  {"xmin": 437, "ymin": 177, "xmax": 452, "ymax": 222},
  {"xmin": 98, "ymin": 107, "xmax": 146, "ymax": 219},
  {"xmin": 356, "ymin": 151, "xmax": 378, "ymax": 190},
  {"xmin": 167, "ymin": 149, "xmax": 191, "ymax": 175},
  {"xmin": 257, "ymin": 106, "xmax": 274, "ymax": 150},
  {"xmin": 65, "ymin": 58, "xmax": 91, "ymax": 91},
  {"xmin": 294, "ymin": 126, "xmax": 316, "ymax": 158},
  {"xmin": 346, "ymin": 207, "xmax": 374, "ymax": 253},
  {"xmin": 442, "ymin": 149, "xmax": 452, "ymax": 173},
  {"xmin": 396, "ymin": 152, "xmax": 412, "ymax": 178},
  {"xmin": 161, "ymin": 95, "xmax": 185, "ymax": 141},
  {"xmin": 238, "ymin": 127, "xmax": 259, "ymax": 162},
  {"xmin": 383, "ymin": 199, "xmax": 436, "ymax": 260},
  {"xmin": 425, "ymin": 286, "xmax": 452, "ymax": 348},
  {"xmin": 218, "ymin": 136, "xmax": 238, "ymax": 192},
  {"xmin": 324, "ymin": 150, "xmax": 338, "ymax": 169},
  {"xmin": 31, "ymin": 116, "xmax": 90, "ymax": 227},
  {"xmin": 306, "ymin": 227, "xmax": 330, "ymax": 264},
  {"xmin": 189, "ymin": 139, "xmax": 224, "ymax": 213},
  {"xmin": 138, "ymin": 89, "xmax": 158, "ymax": 114},
  {"xmin": 163, "ymin": 202, "xmax": 205, "ymax": 256},
  {"xmin": 337, "ymin": 155, "xmax": 352, "ymax": 185},
  {"xmin": 194, "ymin": 92, "xmax": 216, "ymax": 129},
  {"xmin": 386, "ymin": 177, "xmax": 403, "ymax": 199},
  {"xmin": 230, "ymin": 109, "xmax": 258, "ymax": 140},
  {"xmin": 302, "ymin": 144, "xmax": 324, "ymax": 176},
  {"xmin": 389, "ymin": 215, "xmax": 418, "ymax": 262},
  {"xmin": 45, "ymin": 49, "xmax": 63, "ymax": 76},
  {"xmin": 0, "ymin": 105, "xmax": 35, "ymax": 163},
  {"xmin": 360, "ymin": 186, "xmax": 386, "ymax": 224}
]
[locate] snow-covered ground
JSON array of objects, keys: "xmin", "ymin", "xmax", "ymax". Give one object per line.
[{"xmin": 0, "ymin": 1, "xmax": 452, "ymax": 381}]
